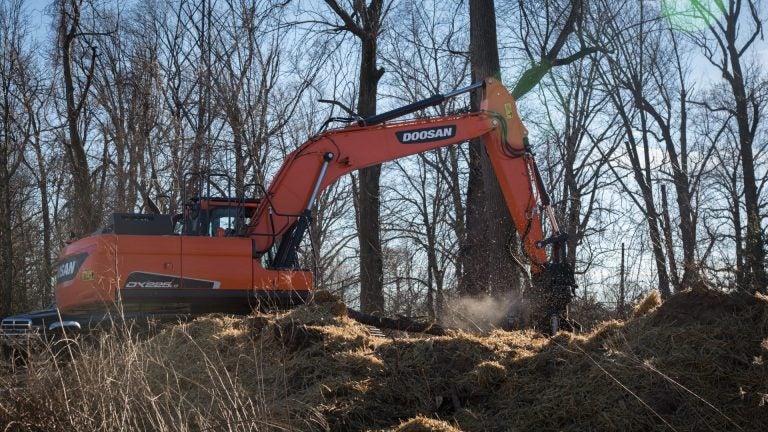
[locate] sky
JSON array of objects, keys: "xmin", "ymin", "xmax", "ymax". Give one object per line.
[
  {"xmin": 20, "ymin": 0, "xmax": 764, "ymax": 82},
  {"xmin": 22, "ymin": 0, "xmax": 52, "ymax": 31}
]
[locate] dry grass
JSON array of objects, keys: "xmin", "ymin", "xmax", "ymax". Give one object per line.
[
  {"xmin": 0, "ymin": 317, "xmax": 308, "ymax": 431},
  {"xmin": 1, "ymin": 288, "xmax": 767, "ymax": 431},
  {"xmin": 391, "ymin": 415, "xmax": 462, "ymax": 432},
  {"xmin": 632, "ymin": 290, "xmax": 662, "ymax": 317}
]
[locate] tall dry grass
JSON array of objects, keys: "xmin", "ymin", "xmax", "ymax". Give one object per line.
[
  {"xmin": 0, "ymin": 317, "xmax": 298, "ymax": 432},
  {"xmin": 3, "ymin": 290, "xmax": 766, "ymax": 431}
]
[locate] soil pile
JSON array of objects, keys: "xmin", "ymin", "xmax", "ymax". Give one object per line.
[
  {"xmin": 139, "ymin": 289, "xmax": 767, "ymax": 431},
  {"xmin": 2, "ymin": 289, "xmax": 766, "ymax": 431}
]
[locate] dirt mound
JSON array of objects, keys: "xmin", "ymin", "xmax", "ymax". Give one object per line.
[
  {"xmin": 652, "ymin": 288, "xmax": 761, "ymax": 324},
  {"xmin": 133, "ymin": 288, "xmax": 766, "ymax": 431},
  {"xmin": 2, "ymin": 288, "xmax": 766, "ymax": 431}
]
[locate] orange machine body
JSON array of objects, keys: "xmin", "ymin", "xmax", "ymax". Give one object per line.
[
  {"xmin": 55, "ymin": 78, "xmax": 556, "ymax": 314},
  {"xmin": 56, "ymin": 231, "xmax": 311, "ymax": 314}
]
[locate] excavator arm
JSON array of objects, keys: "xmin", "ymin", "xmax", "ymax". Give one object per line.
[{"xmin": 246, "ymin": 77, "xmax": 576, "ymax": 332}]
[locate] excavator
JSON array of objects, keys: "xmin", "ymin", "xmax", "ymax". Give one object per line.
[{"xmin": 1, "ymin": 78, "xmax": 576, "ymax": 353}]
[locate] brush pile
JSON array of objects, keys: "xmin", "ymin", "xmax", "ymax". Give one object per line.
[{"xmin": 2, "ymin": 288, "xmax": 767, "ymax": 431}]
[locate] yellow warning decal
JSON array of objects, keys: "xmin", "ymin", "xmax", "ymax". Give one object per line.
[{"xmin": 504, "ymin": 102, "xmax": 515, "ymax": 119}]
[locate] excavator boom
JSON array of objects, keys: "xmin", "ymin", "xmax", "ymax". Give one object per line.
[{"xmin": 249, "ymin": 78, "xmax": 550, "ymax": 270}]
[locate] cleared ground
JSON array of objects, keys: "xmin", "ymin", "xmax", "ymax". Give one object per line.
[{"xmin": 1, "ymin": 288, "xmax": 767, "ymax": 431}]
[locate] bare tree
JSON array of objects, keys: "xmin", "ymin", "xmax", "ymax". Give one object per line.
[
  {"xmin": 150, "ymin": 0, "xmax": 219, "ymax": 209},
  {"xmin": 688, "ymin": 0, "xmax": 767, "ymax": 293},
  {"xmin": 508, "ymin": 0, "xmax": 603, "ymax": 100},
  {"xmin": 212, "ymin": 0, "xmax": 317, "ymax": 197},
  {"xmin": 385, "ymin": 154, "xmax": 454, "ymax": 318},
  {"xmin": 381, "ymin": 244, "xmax": 426, "ymax": 316},
  {"xmin": 212, "ymin": 0, "xmax": 274, "ymax": 196},
  {"xmin": 91, "ymin": 7, "xmax": 163, "ymax": 213},
  {"xmin": 589, "ymin": 1, "xmax": 676, "ymax": 298},
  {"xmin": 18, "ymin": 48, "xmax": 53, "ymax": 305},
  {"xmin": 0, "ymin": 0, "xmax": 29, "ymax": 315},
  {"xmin": 56, "ymin": 0, "xmax": 102, "ymax": 234},
  {"xmin": 380, "ymin": 0, "xmax": 469, "ymax": 318},
  {"xmin": 464, "ymin": 0, "xmax": 598, "ymax": 298},
  {"xmin": 282, "ymin": 81, "xmax": 358, "ymax": 298},
  {"xmin": 321, "ymin": 0, "xmax": 391, "ymax": 314},
  {"xmin": 462, "ymin": 0, "xmax": 504, "ymax": 296},
  {"xmin": 539, "ymin": 55, "xmax": 620, "ymax": 278},
  {"xmin": 600, "ymin": 4, "xmax": 716, "ymax": 292},
  {"xmin": 697, "ymin": 93, "xmax": 749, "ymax": 288}
]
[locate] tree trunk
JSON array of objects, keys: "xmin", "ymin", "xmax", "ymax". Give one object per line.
[
  {"xmin": 357, "ymin": 36, "xmax": 385, "ymax": 314},
  {"xmin": 619, "ymin": 242, "xmax": 625, "ymax": 319},
  {"xmin": 729, "ymin": 53, "xmax": 766, "ymax": 294},
  {"xmin": 461, "ymin": 139, "xmax": 488, "ymax": 295},
  {"xmin": 613, "ymin": 101, "xmax": 671, "ymax": 299},
  {"xmin": 731, "ymin": 165, "xmax": 744, "ymax": 289},
  {"xmin": 636, "ymin": 95, "xmax": 698, "ymax": 290},
  {"xmin": 692, "ymin": 0, "xmax": 766, "ymax": 293},
  {"xmin": 626, "ymin": 123, "xmax": 671, "ymax": 299},
  {"xmin": 32, "ymin": 139, "xmax": 53, "ymax": 305},
  {"xmin": 563, "ymin": 132, "xmax": 581, "ymax": 271},
  {"xmin": 0, "ymin": 177, "xmax": 12, "ymax": 316},
  {"xmin": 322, "ymin": 0, "xmax": 386, "ymax": 314},
  {"xmin": 660, "ymin": 184, "xmax": 681, "ymax": 292},
  {"xmin": 59, "ymin": 0, "xmax": 99, "ymax": 234},
  {"xmin": 463, "ymin": 0, "xmax": 522, "ymax": 297},
  {"xmin": 640, "ymin": 184, "xmax": 671, "ymax": 299}
]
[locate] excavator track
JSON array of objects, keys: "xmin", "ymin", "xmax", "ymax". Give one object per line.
[
  {"xmin": 364, "ymin": 325, "xmax": 386, "ymax": 339},
  {"xmin": 347, "ymin": 308, "xmax": 445, "ymax": 336}
]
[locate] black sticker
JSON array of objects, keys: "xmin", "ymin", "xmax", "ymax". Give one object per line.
[
  {"xmin": 56, "ymin": 253, "xmax": 88, "ymax": 284},
  {"xmin": 396, "ymin": 126, "xmax": 456, "ymax": 144}
]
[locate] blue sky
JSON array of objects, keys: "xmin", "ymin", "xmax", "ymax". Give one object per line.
[
  {"xmin": 15, "ymin": 0, "xmax": 765, "ymax": 102},
  {"xmin": 23, "ymin": 0, "xmax": 52, "ymax": 25}
]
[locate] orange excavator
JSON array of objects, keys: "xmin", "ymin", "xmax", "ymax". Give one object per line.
[{"xmin": 2, "ymin": 78, "xmax": 576, "ymax": 343}]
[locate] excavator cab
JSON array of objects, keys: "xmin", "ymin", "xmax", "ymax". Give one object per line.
[
  {"xmin": 174, "ymin": 171, "xmax": 261, "ymax": 237},
  {"xmin": 176, "ymin": 198, "xmax": 258, "ymax": 237}
]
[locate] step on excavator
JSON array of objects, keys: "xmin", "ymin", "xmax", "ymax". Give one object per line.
[{"xmin": 0, "ymin": 78, "xmax": 577, "ymax": 354}]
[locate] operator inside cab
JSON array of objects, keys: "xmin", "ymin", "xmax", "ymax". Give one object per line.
[{"xmin": 173, "ymin": 200, "xmax": 247, "ymax": 237}]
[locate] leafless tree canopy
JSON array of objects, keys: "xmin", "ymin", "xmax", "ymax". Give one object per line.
[{"xmin": 0, "ymin": 0, "xmax": 766, "ymax": 319}]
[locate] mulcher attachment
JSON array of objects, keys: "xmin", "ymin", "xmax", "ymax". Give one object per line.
[{"xmin": 531, "ymin": 261, "xmax": 580, "ymax": 334}]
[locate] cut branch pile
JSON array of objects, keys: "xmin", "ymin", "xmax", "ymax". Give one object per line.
[{"xmin": 1, "ymin": 289, "xmax": 766, "ymax": 431}]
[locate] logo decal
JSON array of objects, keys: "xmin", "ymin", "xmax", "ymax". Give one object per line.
[
  {"xmin": 396, "ymin": 126, "xmax": 456, "ymax": 144},
  {"xmin": 125, "ymin": 281, "xmax": 176, "ymax": 288},
  {"xmin": 56, "ymin": 253, "xmax": 88, "ymax": 284},
  {"xmin": 59, "ymin": 262, "xmax": 76, "ymax": 277},
  {"xmin": 124, "ymin": 272, "xmax": 220, "ymax": 289}
]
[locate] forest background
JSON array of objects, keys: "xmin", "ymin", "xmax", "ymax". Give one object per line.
[{"xmin": 0, "ymin": 0, "xmax": 766, "ymax": 324}]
